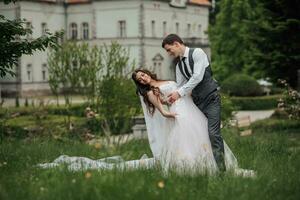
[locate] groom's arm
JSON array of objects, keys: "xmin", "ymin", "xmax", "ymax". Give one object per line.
[{"xmin": 177, "ymin": 48, "xmax": 209, "ymax": 97}]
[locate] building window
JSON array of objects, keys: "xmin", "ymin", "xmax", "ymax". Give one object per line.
[
  {"xmin": 41, "ymin": 22, "xmax": 47, "ymax": 36},
  {"xmin": 118, "ymin": 20, "xmax": 126, "ymax": 38},
  {"xmin": 82, "ymin": 22, "xmax": 89, "ymax": 40},
  {"xmin": 26, "ymin": 64, "xmax": 32, "ymax": 81},
  {"xmin": 176, "ymin": 22, "xmax": 179, "ymax": 35},
  {"xmin": 187, "ymin": 23, "xmax": 191, "ymax": 37},
  {"xmin": 163, "ymin": 21, "xmax": 167, "ymax": 36},
  {"xmin": 151, "ymin": 20, "xmax": 156, "ymax": 37},
  {"xmin": 26, "ymin": 22, "xmax": 33, "ymax": 39},
  {"xmin": 42, "ymin": 63, "xmax": 47, "ymax": 81},
  {"xmin": 198, "ymin": 24, "xmax": 202, "ymax": 37},
  {"xmin": 152, "ymin": 53, "xmax": 164, "ymax": 75},
  {"xmin": 70, "ymin": 23, "xmax": 78, "ymax": 40}
]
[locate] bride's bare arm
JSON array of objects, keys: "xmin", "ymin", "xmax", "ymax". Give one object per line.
[{"xmin": 147, "ymin": 91, "xmax": 176, "ymax": 118}]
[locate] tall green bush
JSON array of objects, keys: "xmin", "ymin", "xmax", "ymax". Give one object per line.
[
  {"xmin": 230, "ymin": 95, "xmax": 280, "ymax": 110},
  {"xmin": 221, "ymin": 74, "xmax": 263, "ymax": 96}
]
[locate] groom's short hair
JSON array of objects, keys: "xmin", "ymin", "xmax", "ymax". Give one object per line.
[{"xmin": 162, "ymin": 34, "xmax": 184, "ymax": 48}]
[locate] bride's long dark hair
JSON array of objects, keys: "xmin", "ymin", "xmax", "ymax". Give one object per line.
[{"xmin": 132, "ymin": 69, "xmax": 162, "ymax": 115}]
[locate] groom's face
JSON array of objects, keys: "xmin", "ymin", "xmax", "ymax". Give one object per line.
[{"xmin": 164, "ymin": 42, "xmax": 181, "ymax": 58}]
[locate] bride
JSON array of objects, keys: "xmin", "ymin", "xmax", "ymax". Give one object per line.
[{"xmin": 38, "ymin": 69, "xmax": 255, "ymax": 177}]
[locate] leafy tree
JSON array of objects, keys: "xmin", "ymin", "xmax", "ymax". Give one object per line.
[
  {"xmin": 243, "ymin": 0, "xmax": 300, "ymax": 88},
  {"xmin": 48, "ymin": 41, "xmax": 140, "ymax": 135},
  {"xmin": 209, "ymin": 0, "xmax": 300, "ymax": 88},
  {"xmin": 96, "ymin": 42, "xmax": 139, "ymax": 135},
  {"xmin": 209, "ymin": 0, "xmax": 254, "ymax": 81},
  {"xmin": 48, "ymin": 42, "xmax": 102, "ymax": 105},
  {"xmin": 0, "ymin": 0, "xmax": 62, "ymax": 77}
]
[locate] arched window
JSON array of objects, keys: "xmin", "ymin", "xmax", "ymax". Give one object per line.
[
  {"xmin": 151, "ymin": 20, "xmax": 156, "ymax": 37},
  {"xmin": 42, "ymin": 63, "xmax": 47, "ymax": 81},
  {"xmin": 163, "ymin": 21, "xmax": 167, "ymax": 36},
  {"xmin": 26, "ymin": 64, "xmax": 32, "ymax": 81},
  {"xmin": 118, "ymin": 20, "xmax": 126, "ymax": 38},
  {"xmin": 152, "ymin": 53, "xmax": 164, "ymax": 75},
  {"xmin": 70, "ymin": 23, "xmax": 78, "ymax": 40},
  {"xmin": 82, "ymin": 22, "xmax": 89, "ymax": 40}
]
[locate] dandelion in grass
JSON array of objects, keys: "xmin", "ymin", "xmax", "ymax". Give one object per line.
[
  {"xmin": 85, "ymin": 172, "xmax": 92, "ymax": 179},
  {"xmin": 94, "ymin": 143, "xmax": 101, "ymax": 150},
  {"xmin": 157, "ymin": 181, "xmax": 165, "ymax": 189}
]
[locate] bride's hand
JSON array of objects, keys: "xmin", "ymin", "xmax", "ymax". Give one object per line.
[{"xmin": 162, "ymin": 111, "xmax": 177, "ymax": 118}]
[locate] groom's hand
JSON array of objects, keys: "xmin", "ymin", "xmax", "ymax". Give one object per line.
[{"xmin": 167, "ymin": 91, "xmax": 181, "ymax": 104}]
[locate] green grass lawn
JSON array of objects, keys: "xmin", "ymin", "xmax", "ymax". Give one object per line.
[{"xmin": 0, "ymin": 119, "xmax": 299, "ymax": 200}]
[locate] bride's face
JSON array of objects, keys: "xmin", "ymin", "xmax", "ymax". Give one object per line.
[{"xmin": 136, "ymin": 71, "xmax": 152, "ymax": 85}]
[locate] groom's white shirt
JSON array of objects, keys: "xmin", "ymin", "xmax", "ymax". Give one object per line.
[{"xmin": 176, "ymin": 47, "xmax": 210, "ymax": 97}]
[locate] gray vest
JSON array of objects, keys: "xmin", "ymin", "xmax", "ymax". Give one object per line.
[{"xmin": 177, "ymin": 48, "xmax": 219, "ymax": 101}]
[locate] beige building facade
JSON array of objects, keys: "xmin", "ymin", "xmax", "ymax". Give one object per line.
[{"xmin": 0, "ymin": 0, "xmax": 211, "ymax": 96}]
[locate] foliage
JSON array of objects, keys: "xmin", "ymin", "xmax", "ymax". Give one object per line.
[
  {"xmin": 209, "ymin": 0, "xmax": 300, "ymax": 88},
  {"xmin": 251, "ymin": 118, "xmax": 300, "ymax": 133},
  {"xmin": 230, "ymin": 95, "xmax": 280, "ymax": 110},
  {"xmin": 0, "ymin": 114, "xmax": 85, "ymax": 139},
  {"xmin": 48, "ymin": 41, "xmax": 140, "ymax": 135},
  {"xmin": 221, "ymin": 74, "xmax": 263, "ymax": 96},
  {"xmin": 276, "ymin": 79, "xmax": 300, "ymax": 120},
  {"xmin": 209, "ymin": 0, "xmax": 254, "ymax": 82},
  {"xmin": 94, "ymin": 42, "xmax": 140, "ymax": 135},
  {"xmin": 0, "ymin": 5, "xmax": 62, "ymax": 77},
  {"xmin": 96, "ymin": 77, "xmax": 141, "ymax": 135},
  {"xmin": 220, "ymin": 94, "xmax": 236, "ymax": 124},
  {"xmin": 48, "ymin": 42, "xmax": 102, "ymax": 105},
  {"xmin": 243, "ymin": 0, "xmax": 300, "ymax": 87}
]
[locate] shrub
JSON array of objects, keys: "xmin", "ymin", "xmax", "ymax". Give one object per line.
[
  {"xmin": 96, "ymin": 77, "xmax": 141, "ymax": 135},
  {"xmin": 230, "ymin": 95, "xmax": 281, "ymax": 110},
  {"xmin": 220, "ymin": 94, "xmax": 237, "ymax": 122},
  {"xmin": 221, "ymin": 74, "xmax": 263, "ymax": 96},
  {"xmin": 276, "ymin": 79, "xmax": 300, "ymax": 120}
]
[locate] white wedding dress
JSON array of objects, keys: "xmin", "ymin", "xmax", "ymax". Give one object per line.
[{"xmin": 38, "ymin": 81, "xmax": 255, "ymax": 177}]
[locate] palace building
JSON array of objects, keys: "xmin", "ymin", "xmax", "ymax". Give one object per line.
[{"xmin": 0, "ymin": 0, "xmax": 211, "ymax": 96}]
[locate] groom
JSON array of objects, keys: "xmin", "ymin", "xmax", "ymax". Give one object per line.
[{"xmin": 162, "ymin": 34, "xmax": 226, "ymax": 171}]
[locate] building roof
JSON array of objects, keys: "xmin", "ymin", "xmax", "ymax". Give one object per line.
[
  {"xmin": 37, "ymin": 0, "xmax": 211, "ymax": 6},
  {"xmin": 188, "ymin": 0, "xmax": 211, "ymax": 6}
]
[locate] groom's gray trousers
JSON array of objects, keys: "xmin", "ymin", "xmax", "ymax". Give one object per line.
[{"xmin": 192, "ymin": 89, "xmax": 226, "ymax": 171}]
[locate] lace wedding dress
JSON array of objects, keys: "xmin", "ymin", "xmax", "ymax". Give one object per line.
[{"xmin": 38, "ymin": 81, "xmax": 255, "ymax": 177}]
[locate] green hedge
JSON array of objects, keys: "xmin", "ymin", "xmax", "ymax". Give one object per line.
[
  {"xmin": 0, "ymin": 103, "xmax": 90, "ymax": 118},
  {"xmin": 230, "ymin": 95, "xmax": 281, "ymax": 110},
  {"xmin": 221, "ymin": 74, "xmax": 263, "ymax": 96},
  {"xmin": 251, "ymin": 118, "xmax": 300, "ymax": 133}
]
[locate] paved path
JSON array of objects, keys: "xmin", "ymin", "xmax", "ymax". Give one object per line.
[{"xmin": 1, "ymin": 96, "xmax": 85, "ymax": 107}]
